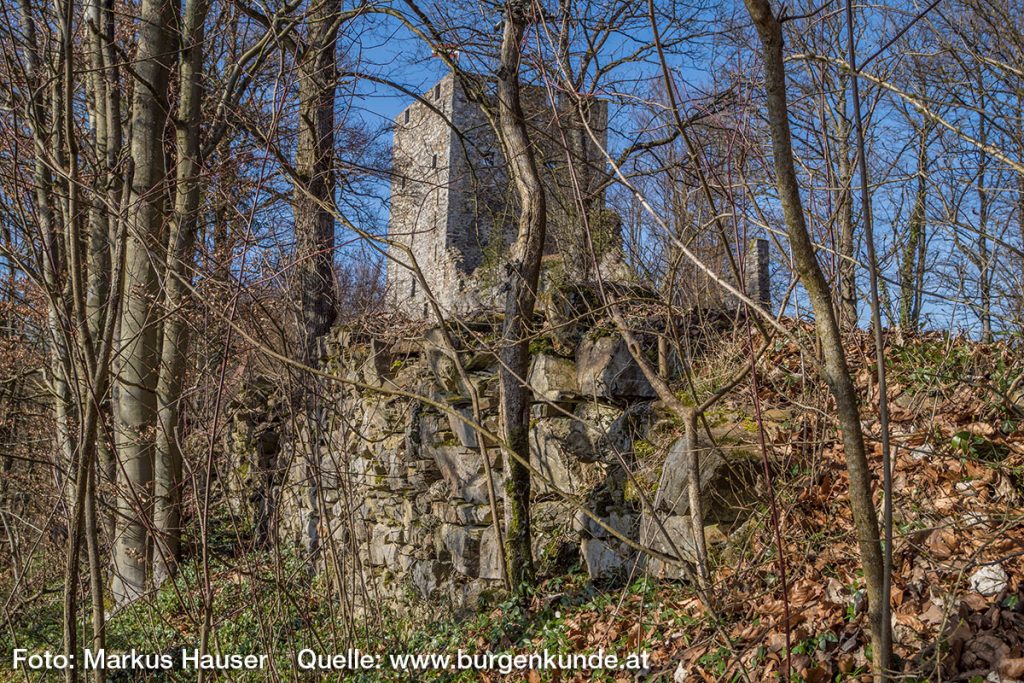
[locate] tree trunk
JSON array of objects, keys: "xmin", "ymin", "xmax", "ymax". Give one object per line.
[
  {"xmin": 835, "ymin": 77, "xmax": 858, "ymax": 328},
  {"xmin": 742, "ymin": 1, "xmax": 890, "ymax": 678},
  {"xmin": 154, "ymin": 0, "xmax": 208, "ymax": 587},
  {"xmin": 495, "ymin": 0, "xmax": 544, "ymax": 591},
  {"xmin": 294, "ymin": 0, "xmax": 339, "ymax": 561},
  {"xmin": 899, "ymin": 124, "xmax": 928, "ymax": 333},
  {"xmin": 977, "ymin": 85, "xmax": 992, "ymax": 343},
  {"xmin": 112, "ymin": 0, "xmax": 175, "ymax": 606},
  {"xmin": 86, "ymin": 0, "xmax": 122, "ymax": 496}
]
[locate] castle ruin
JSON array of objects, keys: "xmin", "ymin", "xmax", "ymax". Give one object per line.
[
  {"xmin": 385, "ymin": 73, "xmax": 771, "ymax": 319},
  {"xmin": 385, "ymin": 73, "xmax": 611, "ymax": 318}
]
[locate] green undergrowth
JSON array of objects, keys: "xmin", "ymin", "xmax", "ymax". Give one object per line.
[
  {"xmin": 3, "ymin": 555, "xmax": 691, "ymax": 682},
  {"xmin": 365, "ymin": 574, "xmax": 668, "ymax": 682}
]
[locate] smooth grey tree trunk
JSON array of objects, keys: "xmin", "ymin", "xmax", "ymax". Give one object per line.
[
  {"xmin": 834, "ymin": 78, "xmax": 858, "ymax": 328},
  {"xmin": 899, "ymin": 123, "xmax": 929, "ymax": 332},
  {"xmin": 154, "ymin": 0, "xmax": 208, "ymax": 587},
  {"xmin": 112, "ymin": 0, "xmax": 175, "ymax": 606},
  {"xmin": 495, "ymin": 0, "xmax": 544, "ymax": 591}
]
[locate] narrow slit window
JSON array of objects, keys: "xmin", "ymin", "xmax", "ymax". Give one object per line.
[
  {"xmin": 411, "ymin": 280, "xmax": 416, "ymax": 297},
  {"xmin": 403, "ymin": 109, "xmax": 410, "ymax": 124},
  {"xmin": 431, "ymin": 154, "xmax": 437, "ymax": 169},
  {"xmin": 434, "ymin": 84, "xmax": 441, "ymax": 100}
]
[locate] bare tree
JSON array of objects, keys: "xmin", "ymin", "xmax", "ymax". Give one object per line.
[
  {"xmin": 154, "ymin": 0, "xmax": 210, "ymax": 586},
  {"xmin": 742, "ymin": 0, "xmax": 891, "ymax": 677},
  {"xmin": 492, "ymin": 0, "xmax": 546, "ymax": 590},
  {"xmin": 112, "ymin": 0, "xmax": 177, "ymax": 605},
  {"xmin": 294, "ymin": 0, "xmax": 340, "ymax": 560}
]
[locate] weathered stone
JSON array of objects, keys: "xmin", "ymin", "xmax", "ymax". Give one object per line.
[
  {"xmin": 654, "ymin": 436, "xmax": 755, "ymax": 522},
  {"xmin": 406, "ymin": 458, "xmax": 442, "ymax": 489},
  {"xmin": 440, "ymin": 524, "xmax": 485, "ymax": 577},
  {"xmin": 561, "ymin": 402, "xmax": 653, "ymax": 465},
  {"xmin": 529, "ymin": 354, "xmax": 579, "ymax": 402},
  {"xmin": 564, "ymin": 403, "xmax": 622, "ymax": 463},
  {"xmin": 396, "ymin": 551, "xmax": 417, "ymax": 572},
  {"xmin": 412, "ymin": 559, "xmax": 448, "ymax": 598},
  {"xmin": 530, "ymin": 401, "xmax": 575, "ymax": 419},
  {"xmin": 386, "ymin": 73, "xmax": 611, "ymax": 320},
  {"xmin": 581, "ymin": 537, "xmax": 635, "ymax": 580},
  {"xmin": 529, "ymin": 419, "xmax": 602, "ymax": 495},
  {"xmin": 426, "ymin": 443, "xmax": 482, "ymax": 501},
  {"xmin": 446, "ymin": 404, "xmax": 480, "ymax": 449},
  {"xmin": 404, "ymin": 520, "xmax": 434, "ymax": 548},
  {"xmin": 460, "ymin": 472, "xmax": 503, "ymax": 505},
  {"xmin": 576, "ymin": 334, "xmax": 655, "ymax": 400},
  {"xmin": 351, "ymin": 519, "xmax": 371, "ymax": 543},
  {"xmin": 433, "ymin": 501, "xmax": 493, "ymax": 525},
  {"xmin": 737, "ymin": 238, "xmax": 771, "ymax": 310},
  {"xmin": 384, "ymin": 448, "xmax": 409, "ymax": 492},
  {"xmin": 362, "ymin": 399, "xmax": 401, "ymax": 443},
  {"xmin": 640, "ymin": 512, "xmax": 698, "ymax": 576},
  {"xmin": 264, "ymin": 274, "xmax": 773, "ymax": 616},
  {"xmin": 573, "ymin": 508, "xmax": 636, "ymax": 540},
  {"xmin": 532, "ymin": 501, "xmax": 578, "ymax": 573},
  {"xmin": 368, "ymin": 523, "xmax": 403, "ymax": 566},
  {"xmin": 361, "ymin": 338, "xmax": 395, "ymax": 388},
  {"xmin": 420, "ymin": 412, "xmax": 453, "ymax": 446},
  {"xmin": 532, "ymin": 500, "xmax": 574, "ymax": 532},
  {"xmin": 477, "ymin": 525, "xmax": 504, "ymax": 580},
  {"xmin": 423, "ymin": 328, "xmax": 461, "ymax": 392}
]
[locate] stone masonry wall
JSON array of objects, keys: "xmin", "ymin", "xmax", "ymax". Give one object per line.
[{"xmin": 226, "ymin": 297, "xmax": 762, "ymax": 616}]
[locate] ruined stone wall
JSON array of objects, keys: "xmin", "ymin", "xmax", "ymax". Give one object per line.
[
  {"xmin": 226, "ymin": 302, "xmax": 761, "ymax": 616},
  {"xmin": 288, "ymin": 324, "xmax": 660, "ymax": 611}
]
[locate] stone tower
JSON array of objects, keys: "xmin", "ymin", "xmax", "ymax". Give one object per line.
[{"xmin": 386, "ymin": 73, "xmax": 609, "ymax": 318}]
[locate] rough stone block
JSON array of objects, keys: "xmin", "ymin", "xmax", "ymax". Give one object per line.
[
  {"xmin": 581, "ymin": 537, "xmax": 635, "ymax": 580},
  {"xmin": 576, "ymin": 334, "xmax": 656, "ymax": 400},
  {"xmin": 564, "ymin": 403, "xmax": 623, "ymax": 463},
  {"xmin": 640, "ymin": 512, "xmax": 697, "ymax": 569},
  {"xmin": 412, "ymin": 559, "xmax": 449, "ymax": 598},
  {"xmin": 477, "ymin": 525, "xmax": 504, "ymax": 581},
  {"xmin": 460, "ymin": 472, "xmax": 503, "ymax": 505},
  {"xmin": 427, "ymin": 443, "xmax": 483, "ymax": 501},
  {"xmin": 423, "ymin": 328, "xmax": 461, "ymax": 393},
  {"xmin": 406, "ymin": 458, "xmax": 442, "ymax": 489},
  {"xmin": 529, "ymin": 419, "xmax": 601, "ymax": 495},
  {"xmin": 368, "ymin": 523, "xmax": 403, "ymax": 566},
  {"xmin": 654, "ymin": 436, "xmax": 755, "ymax": 521},
  {"xmin": 573, "ymin": 508, "xmax": 636, "ymax": 540},
  {"xmin": 361, "ymin": 338, "xmax": 395, "ymax": 388},
  {"xmin": 446, "ymin": 405, "xmax": 481, "ymax": 449},
  {"xmin": 529, "ymin": 354, "xmax": 579, "ymax": 402},
  {"xmin": 530, "ymin": 501, "xmax": 576, "ymax": 569},
  {"xmin": 432, "ymin": 501, "xmax": 492, "ymax": 525},
  {"xmin": 440, "ymin": 524, "xmax": 483, "ymax": 577}
]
